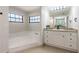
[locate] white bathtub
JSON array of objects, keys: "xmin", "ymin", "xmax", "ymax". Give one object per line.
[{"xmin": 9, "ymin": 31, "xmax": 42, "ymax": 52}]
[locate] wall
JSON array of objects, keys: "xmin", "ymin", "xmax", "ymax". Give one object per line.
[
  {"xmin": 9, "ymin": 6, "xmax": 41, "ymax": 33},
  {"xmin": 68, "ymin": 7, "xmax": 79, "ymax": 29},
  {"xmin": 0, "ymin": 6, "xmax": 9, "ymax": 52},
  {"xmin": 9, "ymin": 6, "xmax": 29, "ymax": 34},
  {"xmin": 41, "ymin": 6, "xmax": 50, "ymax": 29},
  {"xmin": 28, "ymin": 9, "xmax": 41, "ymax": 31},
  {"xmin": 40, "ymin": 6, "xmax": 50, "ymax": 44}
]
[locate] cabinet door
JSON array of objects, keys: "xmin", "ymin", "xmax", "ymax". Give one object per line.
[
  {"xmin": 44, "ymin": 31, "xmax": 53, "ymax": 44},
  {"xmin": 50, "ymin": 32, "xmax": 65, "ymax": 47},
  {"xmin": 44, "ymin": 31, "xmax": 65, "ymax": 47},
  {"xmin": 48, "ymin": 31, "xmax": 58, "ymax": 45},
  {"xmin": 44, "ymin": 31, "xmax": 49, "ymax": 44}
]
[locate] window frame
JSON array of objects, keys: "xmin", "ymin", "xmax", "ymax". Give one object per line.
[
  {"xmin": 29, "ymin": 16, "xmax": 40, "ymax": 23},
  {"xmin": 54, "ymin": 16, "xmax": 67, "ymax": 27},
  {"xmin": 8, "ymin": 13, "xmax": 23, "ymax": 23}
]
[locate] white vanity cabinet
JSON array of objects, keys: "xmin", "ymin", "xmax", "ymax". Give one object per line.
[{"xmin": 44, "ymin": 29, "xmax": 78, "ymax": 52}]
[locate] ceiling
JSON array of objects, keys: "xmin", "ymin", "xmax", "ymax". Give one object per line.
[{"xmin": 15, "ymin": 6, "xmax": 40, "ymax": 12}]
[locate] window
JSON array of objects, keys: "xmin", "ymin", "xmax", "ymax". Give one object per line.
[
  {"xmin": 8, "ymin": 13, "xmax": 23, "ymax": 23},
  {"xmin": 29, "ymin": 16, "xmax": 40, "ymax": 23},
  {"xmin": 56, "ymin": 18, "xmax": 65, "ymax": 26},
  {"xmin": 55, "ymin": 17, "xmax": 66, "ymax": 27}
]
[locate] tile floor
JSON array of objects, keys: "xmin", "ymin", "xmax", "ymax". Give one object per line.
[{"xmin": 19, "ymin": 45, "xmax": 74, "ymax": 53}]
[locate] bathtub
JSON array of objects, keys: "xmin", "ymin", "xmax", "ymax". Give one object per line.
[{"xmin": 9, "ymin": 31, "xmax": 42, "ymax": 52}]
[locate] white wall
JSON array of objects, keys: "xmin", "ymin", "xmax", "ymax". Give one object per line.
[
  {"xmin": 9, "ymin": 6, "xmax": 29, "ymax": 33},
  {"xmin": 9, "ymin": 6, "xmax": 41, "ymax": 33},
  {"xmin": 41, "ymin": 6, "xmax": 50, "ymax": 29},
  {"xmin": 68, "ymin": 7, "xmax": 79, "ymax": 29},
  {"xmin": 28, "ymin": 9, "xmax": 41, "ymax": 31},
  {"xmin": 40, "ymin": 6, "xmax": 50, "ymax": 44},
  {"xmin": 0, "ymin": 6, "xmax": 9, "ymax": 52}
]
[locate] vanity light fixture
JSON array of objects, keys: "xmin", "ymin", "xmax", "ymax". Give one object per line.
[{"xmin": 48, "ymin": 6, "xmax": 66, "ymax": 11}]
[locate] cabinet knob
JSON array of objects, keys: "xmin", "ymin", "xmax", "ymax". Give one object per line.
[
  {"xmin": 62, "ymin": 35, "xmax": 64, "ymax": 38},
  {"xmin": 47, "ymin": 40, "xmax": 48, "ymax": 42},
  {"xmin": 47, "ymin": 31, "xmax": 48, "ymax": 33},
  {"xmin": 70, "ymin": 33, "xmax": 72, "ymax": 36},
  {"xmin": 70, "ymin": 38, "xmax": 72, "ymax": 40},
  {"xmin": 47, "ymin": 35, "xmax": 48, "ymax": 37},
  {"xmin": 69, "ymin": 45, "xmax": 72, "ymax": 47}
]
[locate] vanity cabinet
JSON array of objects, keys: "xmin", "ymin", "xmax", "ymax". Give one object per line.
[{"xmin": 44, "ymin": 30, "xmax": 78, "ymax": 52}]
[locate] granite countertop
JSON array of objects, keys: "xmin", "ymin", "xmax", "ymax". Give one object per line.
[{"xmin": 44, "ymin": 28, "xmax": 78, "ymax": 32}]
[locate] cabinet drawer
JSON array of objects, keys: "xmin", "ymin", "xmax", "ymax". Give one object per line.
[
  {"xmin": 67, "ymin": 43, "xmax": 77, "ymax": 50},
  {"xmin": 69, "ymin": 32, "xmax": 77, "ymax": 36},
  {"xmin": 67, "ymin": 38, "xmax": 76, "ymax": 43},
  {"xmin": 69, "ymin": 32, "xmax": 77, "ymax": 39},
  {"xmin": 44, "ymin": 31, "xmax": 49, "ymax": 34}
]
